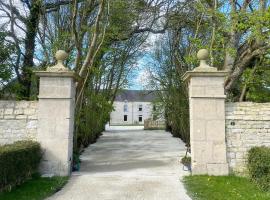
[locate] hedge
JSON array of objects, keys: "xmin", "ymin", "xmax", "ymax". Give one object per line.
[
  {"xmin": 0, "ymin": 140, "xmax": 42, "ymax": 191},
  {"xmin": 247, "ymin": 146, "xmax": 270, "ymax": 191}
]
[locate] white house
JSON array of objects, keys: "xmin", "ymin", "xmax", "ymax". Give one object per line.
[{"xmin": 110, "ymin": 90, "xmax": 157, "ymax": 125}]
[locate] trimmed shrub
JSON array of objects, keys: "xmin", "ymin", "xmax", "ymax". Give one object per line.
[
  {"xmin": 247, "ymin": 146, "xmax": 270, "ymax": 191},
  {"xmin": 0, "ymin": 140, "xmax": 42, "ymax": 191}
]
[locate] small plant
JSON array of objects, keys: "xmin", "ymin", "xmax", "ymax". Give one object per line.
[
  {"xmin": 247, "ymin": 146, "xmax": 270, "ymax": 191},
  {"xmin": 181, "ymin": 156, "xmax": 191, "ymax": 171},
  {"xmin": 181, "ymin": 156, "xmax": 191, "ymax": 165}
]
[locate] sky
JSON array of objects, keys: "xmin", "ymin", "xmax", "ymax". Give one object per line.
[
  {"xmin": 128, "ymin": 54, "xmax": 151, "ymax": 90},
  {"xmin": 127, "ymin": 33, "xmax": 161, "ymax": 90}
]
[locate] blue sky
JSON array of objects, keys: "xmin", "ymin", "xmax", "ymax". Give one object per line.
[
  {"xmin": 128, "ymin": 52, "xmax": 155, "ymax": 90},
  {"xmin": 127, "ymin": 34, "xmax": 160, "ymax": 90}
]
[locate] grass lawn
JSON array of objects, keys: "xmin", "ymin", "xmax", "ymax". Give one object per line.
[
  {"xmin": 184, "ymin": 175, "xmax": 270, "ymax": 200},
  {"xmin": 0, "ymin": 176, "xmax": 68, "ymax": 200}
]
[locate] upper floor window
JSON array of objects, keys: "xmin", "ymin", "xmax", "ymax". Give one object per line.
[
  {"xmin": 124, "ymin": 104, "xmax": 128, "ymax": 112},
  {"xmin": 138, "ymin": 104, "xmax": 142, "ymax": 111}
]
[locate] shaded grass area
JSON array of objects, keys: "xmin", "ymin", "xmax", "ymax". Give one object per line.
[
  {"xmin": 0, "ymin": 175, "xmax": 68, "ymax": 200},
  {"xmin": 184, "ymin": 175, "xmax": 270, "ymax": 200}
]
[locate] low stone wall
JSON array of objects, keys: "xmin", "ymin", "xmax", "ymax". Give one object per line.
[
  {"xmin": 144, "ymin": 119, "xmax": 165, "ymax": 130},
  {"xmin": 0, "ymin": 101, "xmax": 38, "ymax": 145},
  {"xmin": 225, "ymin": 102, "xmax": 270, "ymax": 174}
]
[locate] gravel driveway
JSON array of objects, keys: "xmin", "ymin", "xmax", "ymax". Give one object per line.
[{"xmin": 48, "ymin": 128, "xmax": 191, "ymax": 200}]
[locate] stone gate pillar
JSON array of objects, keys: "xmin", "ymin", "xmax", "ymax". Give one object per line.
[
  {"xmin": 35, "ymin": 50, "xmax": 78, "ymax": 176},
  {"xmin": 183, "ymin": 49, "xmax": 229, "ymax": 175}
]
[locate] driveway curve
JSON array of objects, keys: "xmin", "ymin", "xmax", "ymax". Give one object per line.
[{"xmin": 48, "ymin": 129, "xmax": 191, "ymax": 200}]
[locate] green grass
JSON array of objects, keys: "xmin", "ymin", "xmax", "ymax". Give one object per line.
[
  {"xmin": 184, "ymin": 175, "xmax": 270, "ymax": 200},
  {"xmin": 0, "ymin": 175, "xmax": 68, "ymax": 200}
]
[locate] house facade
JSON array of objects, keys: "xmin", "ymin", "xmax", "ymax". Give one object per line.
[{"xmin": 110, "ymin": 90, "xmax": 157, "ymax": 125}]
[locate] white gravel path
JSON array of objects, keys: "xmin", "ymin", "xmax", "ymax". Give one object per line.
[{"xmin": 47, "ymin": 128, "xmax": 192, "ymax": 200}]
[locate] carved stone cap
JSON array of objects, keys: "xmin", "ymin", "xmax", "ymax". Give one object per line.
[
  {"xmin": 47, "ymin": 50, "xmax": 70, "ymax": 72},
  {"xmin": 182, "ymin": 71, "xmax": 229, "ymax": 82},
  {"xmin": 35, "ymin": 71, "xmax": 82, "ymax": 82},
  {"xmin": 193, "ymin": 49, "xmax": 217, "ymax": 72}
]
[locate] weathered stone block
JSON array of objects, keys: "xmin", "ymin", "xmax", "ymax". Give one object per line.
[
  {"xmin": 207, "ymin": 163, "xmax": 229, "ymax": 176},
  {"xmin": 190, "ymin": 119, "xmax": 206, "ymax": 141},
  {"xmin": 16, "ymin": 115, "xmax": 27, "ymax": 119},
  {"xmin": 4, "ymin": 109, "xmax": 13, "ymax": 115},
  {"xmin": 192, "ymin": 163, "xmax": 208, "ymax": 175},
  {"xmin": 14, "ymin": 109, "xmax": 24, "ymax": 115},
  {"xmin": 24, "ymin": 108, "xmax": 36, "ymax": 115},
  {"xmin": 206, "ymin": 120, "xmax": 225, "ymax": 141}
]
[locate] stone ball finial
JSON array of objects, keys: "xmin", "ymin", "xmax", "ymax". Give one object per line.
[
  {"xmin": 55, "ymin": 50, "xmax": 68, "ymax": 62},
  {"xmin": 47, "ymin": 50, "xmax": 70, "ymax": 72},
  {"xmin": 197, "ymin": 49, "xmax": 209, "ymax": 61},
  {"xmin": 193, "ymin": 49, "xmax": 217, "ymax": 72}
]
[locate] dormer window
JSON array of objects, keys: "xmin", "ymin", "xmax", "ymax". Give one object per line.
[{"xmin": 138, "ymin": 104, "xmax": 142, "ymax": 111}]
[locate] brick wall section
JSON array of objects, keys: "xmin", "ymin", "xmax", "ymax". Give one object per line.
[
  {"xmin": 225, "ymin": 102, "xmax": 270, "ymax": 175},
  {"xmin": 0, "ymin": 101, "xmax": 38, "ymax": 145}
]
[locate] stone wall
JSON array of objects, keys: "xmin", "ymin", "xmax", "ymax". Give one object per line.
[
  {"xmin": 144, "ymin": 119, "xmax": 165, "ymax": 130},
  {"xmin": 226, "ymin": 102, "xmax": 270, "ymax": 174},
  {"xmin": 0, "ymin": 101, "xmax": 38, "ymax": 145}
]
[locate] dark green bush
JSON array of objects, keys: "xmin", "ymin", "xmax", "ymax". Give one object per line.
[
  {"xmin": 0, "ymin": 140, "xmax": 42, "ymax": 191},
  {"xmin": 76, "ymin": 92, "xmax": 113, "ymax": 148},
  {"xmin": 247, "ymin": 146, "xmax": 270, "ymax": 191}
]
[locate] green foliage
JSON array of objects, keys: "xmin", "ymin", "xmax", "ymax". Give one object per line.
[
  {"xmin": 0, "ymin": 31, "xmax": 14, "ymax": 85},
  {"xmin": 242, "ymin": 65, "xmax": 270, "ymax": 103},
  {"xmin": 149, "ymin": 34, "xmax": 190, "ymax": 144},
  {"xmin": 0, "ymin": 175, "xmax": 68, "ymax": 200},
  {"xmin": 184, "ymin": 175, "xmax": 270, "ymax": 200},
  {"xmin": 76, "ymin": 92, "xmax": 113, "ymax": 148},
  {"xmin": 165, "ymin": 86, "xmax": 190, "ymax": 143},
  {"xmin": 0, "ymin": 141, "xmax": 42, "ymax": 191},
  {"xmin": 181, "ymin": 156, "xmax": 191, "ymax": 166},
  {"xmin": 247, "ymin": 146, "xmax": 270, "ymax": 191}
]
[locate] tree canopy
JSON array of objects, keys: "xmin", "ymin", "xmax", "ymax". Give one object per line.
[{"xmin": 0, "ymin": 0, "xmax": 269, "ymax": 145}]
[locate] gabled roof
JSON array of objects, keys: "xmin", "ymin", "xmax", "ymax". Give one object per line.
[{"xmin": 115, "ymin": 90, "xmax": 157, "ymax": 102}]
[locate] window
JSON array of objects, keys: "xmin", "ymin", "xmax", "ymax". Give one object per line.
[
  {"xmin": 138, "ymin": 104, "xmax": 142, "ymax": 111},
  {"xmin": 124, "ymin": 104, "xmax": 128, "ymax": 112},
  {"xmin": 124, "ymin": 115, "xmax": 128, "ymax": 121},
  {"xmin": 138, "ymin": 115, "xmax": 143, "ymax": 122}
]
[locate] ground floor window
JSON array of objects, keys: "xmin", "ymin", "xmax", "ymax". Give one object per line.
[
  {"xmin": 124, "ymin": 115, "xmax": 128, "ymax": 121},
  {"xmin": 138, "ymin": 115, "xmax": 143, "ymax": 122}
]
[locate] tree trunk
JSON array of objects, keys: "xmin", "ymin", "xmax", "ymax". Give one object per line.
[{"xmin": 20, "ymin": 0, "xmax": 41, "ymax": 99}]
